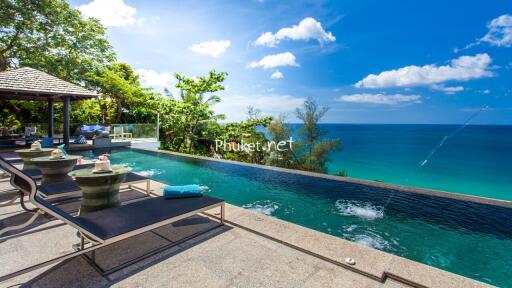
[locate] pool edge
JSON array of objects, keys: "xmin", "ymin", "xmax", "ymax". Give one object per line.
[
  {"xmin": 132, "ymin": 147, "xmax": 512, "ymax": 209},
  {"xmin": 205, "ymin": 201, "xmax": 495, "ymax": 288}
]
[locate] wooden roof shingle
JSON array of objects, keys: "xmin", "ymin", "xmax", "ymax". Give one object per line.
[{"xmin": 0, "ymin": 67, "xmax": 98, "ymax": 101}]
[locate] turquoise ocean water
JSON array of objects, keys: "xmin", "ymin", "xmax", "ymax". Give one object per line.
[{"xmin": 316, "ymin": 124, "xmax": 511, "ymax": 201}]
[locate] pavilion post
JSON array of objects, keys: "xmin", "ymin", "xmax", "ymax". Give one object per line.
[
  {"xmin": 47, "ymin": 98, "xmax": 54, "ymax": 138},
  {"xmin": 63, "ymin": 96, "xmax": 70, "ymax": 147}
]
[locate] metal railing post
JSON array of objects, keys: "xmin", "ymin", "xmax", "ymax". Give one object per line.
[{"xmin": 156, "ymin": 112, "xmax": 160, "ymax": 141}]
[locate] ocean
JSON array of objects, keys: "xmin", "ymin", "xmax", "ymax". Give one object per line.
[{"xmin": 290, "ymin": 124, "xmax": 511, "ymax": 201}]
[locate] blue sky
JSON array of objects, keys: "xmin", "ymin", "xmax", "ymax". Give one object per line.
[{"xmin": 70, "ymin": 0, "xmax": 512, "ymax": 124}]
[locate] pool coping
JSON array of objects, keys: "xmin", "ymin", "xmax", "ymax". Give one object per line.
[
  {"xmin": 203, "ymin": 203, "xmax": 495, "ymax": 288},
  {"xmin": 133, "ymin": 147, "xmax": 512, "ymax": 209}
]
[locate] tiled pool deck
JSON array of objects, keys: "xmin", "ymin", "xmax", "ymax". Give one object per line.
[{"xmin": 0, "ymin": 156, "xmax": 494, "ymax": 287}]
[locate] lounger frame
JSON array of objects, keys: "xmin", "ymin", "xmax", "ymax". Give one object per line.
[{"xmin": 0, "ymin": 158, "xmax": 225, "ymax": 282}]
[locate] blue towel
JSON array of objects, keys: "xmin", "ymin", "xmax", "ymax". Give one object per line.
[{"xmin": 163, "ymin": 184, "xmax": 206, "ymax": 199}]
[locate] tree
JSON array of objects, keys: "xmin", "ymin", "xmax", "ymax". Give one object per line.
[
  {"xmin": 161, "ymin": 70, "xmax": 227, "ymax": 153},
  {"xmin": 265, "ymin": 114, "xmax": 296, "ymax": 168},
  {"xmin": 174, "ymin": 69, "xmax": 227, "ymax": 107},
  {"xmin": 87, "ymin": 62, "xmax": 160, "ymax": 124},
  {"xmin": 214, "ymin": 109, "xmax": 273, "ymax": 163},
  {"xmin": 0, "ymin": 0, "xmax": 115, "ymax": 81},
  {"xmin": 265, "ymin": 99, "xmax": 341, "ymax": 172},
  {"xmin": 247, "ymin": 106, "xmax": 262, "ymax": 120},
  {"xmin": 1, "ymin": 0, "xmax": 116, "ymax": 128},
  {"xmin": 295, "ymin": 99, "xmax": 341, "ymax": 173},
  {"xmin": 70, "ymin": 99, "xmax": 102, "ymax": 125}
]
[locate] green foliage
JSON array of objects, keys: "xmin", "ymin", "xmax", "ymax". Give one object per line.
[
  {"xmin": 159, "ymin": 98, "xmax": 219, "ymax": 154},
  {"xmin": 0, "ymin": 102, "xmax": 21, "ymax": 130},
  {"xmin": 70, "ymin": 99, "xmax": 102, "ymax": 124},
  {"xmin": 0, "ymin": 99, "xmax": 47, "ymax": 129},
  {"xmin": 337, "ymin": 170, "xmax": 348, "ymax": 177},
  {"xmin": 159, "ymin": 70, "xmax": 228, "ymax": 154},
  {"xmin": 0, "ymin": 0, "xmax": 115, "ymax": 81},
  {"xmin": 174, "ymin": 69, "xmax": 227, "ymax": 107},
  {"xmin": 87, "ymin": 62, "xmax": 160, "ymax": 124},
  {"xmin": 215, "ymin": 115, "xmax": 273, "ymax": 163},
  {"xmin": 294, "ymin": 99, "xmax": 341, "ymax": 173},
  {"xmin": 265, "ymin": 114, "xmax": 296, "ymax": 168},
  {"xmin": 265, "ymin": 99, "xmax": 341, "ymax": 173},
  {"xmin": 1, "ymin": 0, "xmax": 116, "ymax": 128}
]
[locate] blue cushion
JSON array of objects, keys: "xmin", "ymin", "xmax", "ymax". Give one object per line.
[{"xmin": 80, "ymin": 125, "xmax": 93, "ymax": 132}]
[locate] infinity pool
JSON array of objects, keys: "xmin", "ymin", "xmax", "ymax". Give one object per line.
[{"xmin": 82, "ymin": 149, "xmax": 511, "ymax": 287}]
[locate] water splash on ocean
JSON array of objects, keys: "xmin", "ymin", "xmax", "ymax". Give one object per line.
[
  {"xmin": 414, "ymin": 88, "xmax": 511, "ymax": 172},
  {"xmin": 383, "ymin": 90, "xmax": 508, "ymax": 209},
  {"xmin": 418, "ymin": 104, "xmax": 492, "ymax": 168}
]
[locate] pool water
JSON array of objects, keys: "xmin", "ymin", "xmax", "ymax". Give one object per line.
[{"xmin": 104, "ymin": 149, "xmax": 511, "ymax": 287}]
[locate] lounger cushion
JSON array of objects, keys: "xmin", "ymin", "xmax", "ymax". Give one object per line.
[
  {"xmin": 23, "ymin": 169, "xmax": 42, "ymax": 178},
  {"xmin": 36, "ymin": 164, "xmax": 93, "ymax": 196},
  {"xmin": 35, "ymin": 195, "xmax": 223, "ymax": 241},
  {"xmin": 38, "ymin": 181, "xmax": 80, "ymax": 196}
]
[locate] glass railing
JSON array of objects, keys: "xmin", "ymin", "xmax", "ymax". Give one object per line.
[
  {"xmin": 108, "ymin": 124, "xmax": 158, "ymax": 141},
  {"xmin": 22, "ymin": 123, "xmax": 158, "ymax": 141}
]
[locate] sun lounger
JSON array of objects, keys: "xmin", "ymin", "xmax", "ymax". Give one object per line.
[
  {"xmin": 0, "ymin": 157, "xmax": 225, "ymax": 281},
  {"xmin": 0, "ymin": 156, "xmax": 151, "ymax": 212}
]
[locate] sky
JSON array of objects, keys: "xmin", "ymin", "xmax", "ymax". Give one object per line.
[{"xmin": 69, "ymin": 0, "xmax": 512, "ymax": 124}]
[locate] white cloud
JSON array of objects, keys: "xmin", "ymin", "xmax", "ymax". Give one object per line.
[
  {"xmin": 248, "ymin": 52, "xmax": 299, "ymax": 69},
  {"xmin": 431, "ymin": 84, "xmax": 464, "ymax": 94},
  {"xmin": 78, "ymin": 0, "xmax": 152, "ymax": 27},
  {"xmin": 480, "ymin": 14, "xmax": 512, "ymax": 47},
  {"xmin": 255, "ymin": 17, "xmax": 335, "ymax": 47},
  {"xmin": 457, "ymin": 15, "xmax": 512, "ymax": 51},
  {"xmin": 136, "ymin": 69, "xmax": 176, "ymax": 94},
  {"xmin": 270, "ymin": 70, "xmax": 284, "ymax": 79},
  {"xmin": 338, "ymin": 93, "xmax": 421, "ymax": 105},
  {"xmin": 215, "ymin": 94, "xmax": 305, "ymax": 121},
  {"xmin": 189, "ymin": 40, "xmax": 231, "ymax": 57},
  {"xmin": 355, "ymin": 54, "xmax": 493, "ymax": 88}
]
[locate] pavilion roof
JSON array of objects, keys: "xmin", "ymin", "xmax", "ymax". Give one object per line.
[{"xmin": 0, "ymin": 67, "xmax": 98, "ymax": 101}]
